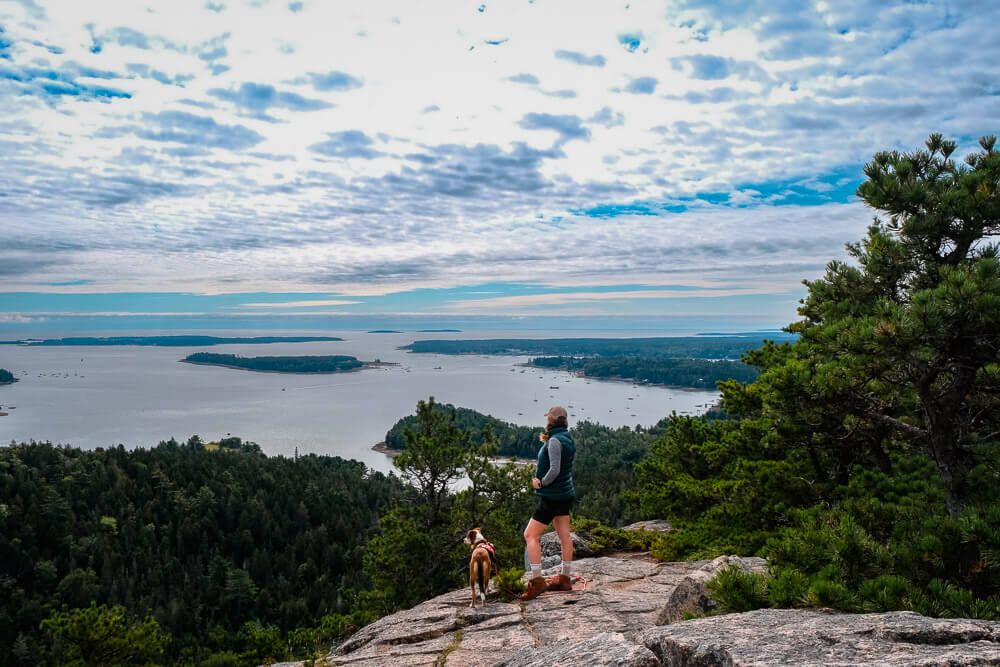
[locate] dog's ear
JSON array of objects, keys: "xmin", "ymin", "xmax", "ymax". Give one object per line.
[{"xmin": 464, "ymin": 529, "xmax": 475, "ymax": 545}]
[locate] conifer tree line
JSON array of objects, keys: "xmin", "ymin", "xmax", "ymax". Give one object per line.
[{"xmin": 1, "ymin": 134, "xmax": 998, "ymax": 665}]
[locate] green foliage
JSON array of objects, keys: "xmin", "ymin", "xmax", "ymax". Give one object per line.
[
  {"xmin": 384, "ymin": 401, "xmax": 538, "ymax": 458},
  {"xmin": 387, "ymin": 402, "xmax": 662, "ymax": 526},
  {"xmin": 0, "ymin": 438, "xmax": 403, "ymax": 664},
  {"xmin": 569, "ymin": 517, "xmax": 656, "ymax": 554},
  {"xmin": 363, "ymin": 397, "xmax": 535, "ymax": 616},
  {"xmin": 706, "ymin": 567, "xmax": 770, "ymax": 613},
  {"xmin": 493, "ymin": 568, "xmax": 527, "ymax": 600},
  {"xmin": 183, "ymin": 353, "xmax": 363, "ymax": 373},
  {"xmin": 767, "ymin": 569, "xmax": 809, "ymax": 608},
  {"xmin": 630, "ymin": 135, "xmax": 1000, "ymax": 620},
  {"xmin": 530, "ymin": 356, "xmax": 758, "ymax": 389},
  {"xmin": 40, "ymin": 602, "xmax": 168, "ymax": 667},
  {"xmin": 857, "ymin": 575, "xmax": 909, "ymax": 612}
]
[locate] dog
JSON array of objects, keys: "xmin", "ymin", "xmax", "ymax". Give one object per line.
[{"xmin": 464, "ymin": 527, "xmax": 496, "ymax": 608}]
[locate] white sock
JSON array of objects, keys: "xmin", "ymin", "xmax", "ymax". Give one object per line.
[
  {"xmin": 530, "ymin": 563, "xmax": 541, "ymax": 579},
  {"xmin": 562, "ymin": 561, "xmax": 572, "ymax": 576}
]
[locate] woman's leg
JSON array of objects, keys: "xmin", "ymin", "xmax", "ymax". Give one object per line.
[
  {"xmin": 523, "ymin": 518, "xmax": 547, "ymax": 567},
  {"xmin": 552, "ymin": 515, "xmax": 573, "ymax": 564},
  {"xmin": 519, "ymin": 518, "xmax": 550, "ymax": 599}
]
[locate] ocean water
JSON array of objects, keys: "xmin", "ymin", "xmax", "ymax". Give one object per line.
[{"xmin": 0, "ymin": 330, "xmax": 719, "ymax": 474}]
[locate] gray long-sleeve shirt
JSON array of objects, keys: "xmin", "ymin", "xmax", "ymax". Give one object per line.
[{"xmin": 539, "ymin": 437, "xmax": 562, "ymax": 486}]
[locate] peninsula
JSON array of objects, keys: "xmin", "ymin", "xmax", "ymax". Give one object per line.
[
  {"xmin": 182, "ymin": 353, "xmax": 369, "ymax": 373},
  {"xmin": 0, "ymin": 335, "xmax": 343, "ymax": 347},
  {"xmin": 400, "ymin": 334, "xmax": 793, "ymax": 359},
  {"xmin": 400, "ymin": 336, "xmax": 783, "ymax": 389}
]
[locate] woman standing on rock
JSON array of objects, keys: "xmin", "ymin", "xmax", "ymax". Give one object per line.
[{"xmin": 520, "ymin": 405, "xmax": 576, "ymax": 600}]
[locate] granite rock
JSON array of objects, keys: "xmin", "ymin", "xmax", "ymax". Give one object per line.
[
  {"xmin": 640, "ymin": 608, "xmax": 1000, "ymax": 666},
  {"xmin": 309, "ymin": 554, "xmax": 1000, "ymax": 667},
  {"xmin": 496, "ymin": 632, "xmax": 660, "ymax": 667},
  {"xmin": 623, "ymin": 520, "xmax": 672, "ymax": 534}
]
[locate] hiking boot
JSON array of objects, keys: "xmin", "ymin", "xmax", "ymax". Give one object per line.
[
  {"xmin": 545, "ymin": 574, "xmax": 572, "ymax": 591},
  {"xmin": 518, "ymin": 576, "xmax": 548, "ymax": 601}
]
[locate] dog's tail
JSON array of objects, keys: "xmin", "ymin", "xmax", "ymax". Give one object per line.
[{"xmin": 475, "ymin": 559, "xmax": 486, "ymax": 601}]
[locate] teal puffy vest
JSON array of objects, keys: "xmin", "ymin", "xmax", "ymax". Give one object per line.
[{"xmin": 535, "ymin": 427, "xmax": 575, "ymax": 500}]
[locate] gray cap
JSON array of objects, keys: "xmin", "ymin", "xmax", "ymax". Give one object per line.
[{"xmin": 544, "ymin": 405, "xmax": 567, "ymax": 419}]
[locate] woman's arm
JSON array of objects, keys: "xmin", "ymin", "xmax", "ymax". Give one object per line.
[{"xmin": 538, "ymin": 437, "xmax": 562, "ymax": 486}]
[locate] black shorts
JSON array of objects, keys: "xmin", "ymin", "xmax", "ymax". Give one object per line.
[{"xmin": 532, "ymin": 496, "xmax": 574, "ymax": 524}]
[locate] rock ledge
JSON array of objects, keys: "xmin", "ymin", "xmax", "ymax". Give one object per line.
[{"xmin": 302, "ymin": 553, "xmax": 999, "ymax": 667}]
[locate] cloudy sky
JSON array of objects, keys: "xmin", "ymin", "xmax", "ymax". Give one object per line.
[{"xmin": 1, "ymin": 0, "xmax": 997, "ymax": 331}]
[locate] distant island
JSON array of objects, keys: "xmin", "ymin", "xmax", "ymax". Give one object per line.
[
  {"xmin": 182, "ymin": 353, "xmax": 371, "ymax": 373},
  {"xmin": 400, "ymin": 336, "xmax": 791, "ymax": 389},
  {"xmin": 1, "ymin": 335, "xmax": 343, "ymax": 347},
  {"xmin": 0, "ymin": 368, "xmax": 15, "ymax": 385},
  {"xmin": 367, "ymin": 329, "xmax": 403, "ymax": 334},
  {"xmin": 401, "ymin": 335, "xmax": 793, "ymax": 359},
  {"xmin": 530, "ymin": 356, "xmax": 757, "ymax": 389}
]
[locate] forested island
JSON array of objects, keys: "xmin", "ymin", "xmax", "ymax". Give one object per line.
[
  {"xmin": 401, "ymin": 336, "xmax": 772, "ymax": 388},
  {"xmin": 529, "ymin": 356, "xmax": 757, "ymax": 389},
  {"xmin": 0, "ymin": 335, "xmax": 343, "ymax": 347},
  {"xmin": 0, "ymin": 368, "xmax": 16, "ymax": 385},
  {"xmin": 182, "ymin": 353, "xmax": 367, "ymax": 373},
  {"xmin": 400, "ymin": 334, "xmax": 793, "ymax": 358},
  {"xmin": 367, "ymin": 329, "xmax": 402, "ymax": 333},
  {"xmin": 384, "ymin": 402, "xmax": 539, "ymax": 458}
]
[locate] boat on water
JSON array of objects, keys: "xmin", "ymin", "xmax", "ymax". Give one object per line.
[{"xmin": 549, "ymin": 386, "xmax": 560, "ymax": 389}]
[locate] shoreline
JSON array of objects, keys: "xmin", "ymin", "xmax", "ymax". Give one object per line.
[
  {"xmin": 371, "ymin": 441, "xmax": 534, "ymax": 466},
  {"xmin": 515, "ymin": 361, "xmax": 720, "ymax": 392}
]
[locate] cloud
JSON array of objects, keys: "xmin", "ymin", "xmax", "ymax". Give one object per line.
[
  {"xmin": 618, "ymin": 32, "xmax": 642, "ymax": 53},
  {"xmin": 309, "ymin": 130, "xmax": 382, "ymax": 159},
  {"xmin": 519, "ymin": 113, "xmax": 590, "ymax": 144},
  {"xmin": 304, "ymin": 70, "xmax": 363, "ymax": 91},
  {"xmin": 624, "ymin": 76, "xmax": 657, "ymax": 94},
  {"xmin": 589, "ymin": 106, "xmax": 624, "ymax": 127},
  {"xmin": 288, "ymin": 1, "xmax": 304, "ymax": 12},
  {"xmin": 554, "ymin": 49, "xmax": 605, "ymax": 67},
  {"xmin": 509, "ymin": 73, "xmax": 539, "ymax": 85},
  {"xmin": 134, "ymin": 110, "xmax": 264, "ymax": 150},
  {"xmin": 670, "ymin": 55, "xmax": 767, "ymax": 82},
  {"xmin": 0, "ymin": 62, "xmax": 132, "ymax": 101},
  {"xmin": 238, "ymin": 299, "xmax": 359, "ymax": 308},
  {"xmin": 209, "ymin": 82, "xmax": 331, "ymax": 118},
  {"xmin": 542, "ymin": 88, "xmax": 577, "ymax": 99},
  {"xmin": 1, "ymin": 0, "xmax": 999, "ymax": 317},
  {"xmin": 126, "ymin": 63, "xmax": 193, "ymax": 86},
  {"xmin": 103, "ymin": 27, "xmax": 152, "ymax": 50},
  {"xmin": 0, "ymin": 28, "xmax": 13, "ymax": 60}
]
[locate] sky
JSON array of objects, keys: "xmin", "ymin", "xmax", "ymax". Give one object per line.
[{"xmin": 1, "ymin": 0, "xmax": 998, "ymax": 332}]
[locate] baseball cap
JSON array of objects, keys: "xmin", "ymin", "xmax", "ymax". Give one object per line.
[{"xmin": 544, "ymin": 406, "xmax": 568, "ymax": 419}]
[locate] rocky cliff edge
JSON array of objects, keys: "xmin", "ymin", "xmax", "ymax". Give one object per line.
[{"xmin": 290, "ymin": 546, "xmax": 1000, "ymax": 667}]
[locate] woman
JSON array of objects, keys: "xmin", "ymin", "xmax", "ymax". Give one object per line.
[{"xmin": 519, "ymin": 405, "xmax": 576, "ymax": 600}]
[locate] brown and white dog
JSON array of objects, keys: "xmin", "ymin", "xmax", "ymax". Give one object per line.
[{"xmin": 464, "ymin": 528, "xmax": 495, "ymax": 608}]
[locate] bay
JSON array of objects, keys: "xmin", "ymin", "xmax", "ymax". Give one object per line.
[{"xmin": 0, "ymin": 330, "xmax": 719, "ymax": 474}]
